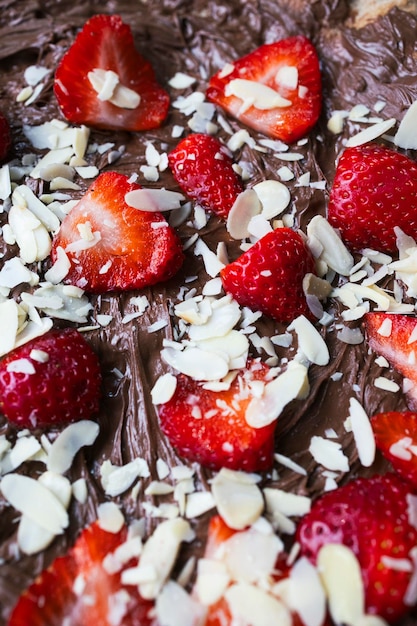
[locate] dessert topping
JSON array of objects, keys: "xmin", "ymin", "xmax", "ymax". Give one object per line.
[
  {"xmin": 207, "ymin": 35, "xmax": 321, "ymax": 143},
  {"xmin": 54, "ymin": 14, "xmax": 170, "ymax": 131}
]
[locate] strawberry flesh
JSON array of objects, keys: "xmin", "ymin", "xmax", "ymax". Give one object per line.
[
  {"xmin": 297, "ymin": 473, "xmax": 417, "ymax": 622},
  {"xmin": 158, "ymin": 359, "xmax": 277, "ymax": 472},
  {"xmin": 372, "ymin": 410, "xmax": 417, "ymax": 488},
  {"xmin": 168, "ymin": 133, "xmax": 243, "ymax": 219},
  {"xmin": 364, "ymin": 312, "xmax": 417, "ymax": 408},
  {"xmin": 8, "ymin": 522, "xmax": 154, "ymax": 626},
  {"xmin": 328, "ymin": 143, "xmax": 417, "ymax": 253},
  {"xmin": 0, "ymin": 328, "xmax": 101, "ymax": 429},
  {"xmin": 54, "ymin": 14, "xmax": 169, "ymax": 131},
  {"xmin": 51, "ymin": 171, "xmax": 184, "ymax": 293},
  {"xmin": 207, "ymin": 35, "xmax": 322, "ymax": 143},
  {"xmin": 220, "ymin": 227, "xmax": 316, "ymax": 323}
]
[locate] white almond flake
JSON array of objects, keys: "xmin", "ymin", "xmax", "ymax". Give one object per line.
[
  {"xmin": 125, "ymin": 188, "xmax": 185, "ymax": 212},
  {"xmin": 47, "ymin": 420, "xmax": 100, "ymax": 474},
  {"xmin": 355, "ymin": 617, "xmax": 389, "ymax": 626},
  {"xmin": 1, "ymin": 473, "xmax": 69, "ymax": 535},
  {"xmin": 44, "ymin": 245, "xmax": 71, "ymax": 284},
  {"xmin": 125, "ymin": 518, "xmax": 194, "ymax": 600},
  {"xmin": 246, "ymin": 361, "xmax": 309, "ymax": 428},
  {"xmin": 374, "ymin": 377, "xmax": 400, "ymax": 392},
  {"xmin": 288, "ymin": 315, "xmax": 329, "ymax": 365},
  {"xmin": 253, "ymin": 179, "xmax": 291, "ymax": 219},
  {"xmin": 225, "ymin": 78, "xmax": 292, "ymax": 111},
  {"xmin": 185, "ymin": 491, "xmax": 216, "ymax": 518},
  {"xmin": 211, "ymin": 468, "xmax": 263, "ymax": 530},
  {"xmin": 195, "ymin": 558, "xmax": 231, "ymax": 605},
  {"xmin": 17, "ymin": 472, "xmax": 71, "ymax": 555},
  {"xmin": 193, "ymin": 237, "xmax": 226, "ymax": 277},
  {"xmin": 307, "ymin": 215, "xmax": 354, "ymax": 276},
  {"xmin": 161, "ymin": 345, "xmax": 229, "ymax": 381},
  {"xmin": 225, "ymin": 582, "xmax": 292, "ymax": 626},
  {"xmin": 226, "ymin": 189, "xmax": 262, "ymax": 239},
  {"xmin": 151, "ymin": 373, "xmax": 177, "ymax": 404},
  {"xmin": 97, "ymin": 501, "xmax": 125, "ymax": 533},
  {"xmin": 101, "ymin": 457, "xmax": 150, "ymax": 497},
  {"xmin": 168, "ymin": 72, "xmax": 197, "ymax": 89},
  {"xmin": 275, "ymin": 65, "xmax": 298, "ymax": 90},
  {"xmin": 0, "ymin": 299, "xmax": 19, "ymax": 356},
  {"xmin": 317, "ymin": 544, "xmax": 364, "ymax": 625},
  {"xmin": 224, "ymin": 526, "xmax": 284, "ymax": 585},
  {"xmin": 287, "ymin": 557, "xmax": 326, "ymax": 626},
  {"xmin": 7, "ymin": 358, "xmax": 36, "ymax": 374},
  {"xmin": 0, "ymin": 256, "xmax": 39, "ymax": 289},
  {"xmin": 264, "ymin": 488, "xmax": 311, "ymax": 520},
  {"xmin": 155, "ymin": 580, "xmax": 207, "ymax": 626},
  {"xmin": 346, "ymin": 117, "xmax": 396, "ymax": 147},
  {"xmin": 75, "ymin": 165, "xmax": 99, "ymax": 179},
  {"xmin": 72, "ymin": 478, "xmax": 88, "ymax": 503},
  {"xmin": 277, "ymin": 165, "xmax": 294, "ymax": 181},
  {"xmin": 394, "ymin": 100, "xmax": 417, "ymax": 149},
  {"xmin": 0, "ymin": 164, "xmax": 11, "ymax": 200},
  {"xmin": 247, "ymin": 214, "xmax": 273, "ymax": 240},
  {"xmin": 275, "ymin": 151, "xmax": 304, "ymax": 161},
  {"xmin": 24, "ymin": 65, "xmax": 50, "ymax": 86},
  {"xmin": 349, "ymin": 398, "xmax": 375, "ymax": 467},
  {"xmin": 274, "ymin": 452, "xmax": 307, "ymax": 475},
  {"xmin": 9, "ymin": 435, "xmax": 41, "ymax": 470},
  {"xmin": 309, "ymin": 436, "xmax": 349, "ymax": 472},
  {"xmin": 188, "ymin": 297, "xmax": 241, "ymax": 341},
  {"xmin": 88, "ymin": 68, "xmax": 140, "ymax": 109}
]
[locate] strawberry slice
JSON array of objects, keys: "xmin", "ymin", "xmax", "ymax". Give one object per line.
[
  {"xmin": 51, "ymin": 171, "xmax": 184, "ymax": 293},
  {"xmin": 0, "ymin": 110, "xmax": 11, "ymax": 162},
  {"xmin": 364, "ymin": 312, "xmax": 417, "ymax": 408},
  {"xmin": 206, "ymin": 35, "xmax": 321, "ymax": 143},
  {"xmin": 54, "ymin": 14, "xmax": 169, "ymax": 131},
  {"xmin": 157, "ymin": 359, "xmax": 277, "ymax": 471},
  {"xmin": 0, "ymin": 328, "xmax": 101, "ymax": 429},
  {"xmin": 8, "ymin": 521, "xmax": 154, "ymax": 626},
  {"xmin": 328, "ymin": 143, "xmax": 417, "ymax": 253},
  {"xmin": 297, "ymin": 473, "xmax": 417, "ymax": 622},
  {"xmin": 220, "ymin": 227, "xmax": 316, "ymax": 323},
  {"xmin": 371, "ymin": 411, "xmax": 417, "ymax": 488},
  {"xmin": 168, "ymin": 133, "xmax": 243, "ymax": 219}
]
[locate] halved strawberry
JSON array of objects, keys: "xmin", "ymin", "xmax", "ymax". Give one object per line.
[
  {"xmin": 54, "ymin": 14, "xmax": 169, "ymax": 131},
  {"xmin": 371, "ymin": 411, "xmax": 417, "ymax": 488},
  {"xmin": 0, "ymin": 327, "xmax": 101, "ymax": 429},
  {"xmin": 0, "ymin": 110, "xmax": 11, "ymax": 162},
  {"xmin": 8, "ymin": 521, "xmax": 154, "ymax": 626},
  {"xmin": 328, "ymin": 143, "xmax": 417, "ymax": 253},
  {"xmin": 207, "ymin": 35, "xmax": 321, "ymax": 143},
  {"xmin": 51, "ymin": 171, "xmax": 184, "ymax": 293},
  {"xmin": 297, "ymin": 473, "xmax": 417, "ymax": 622},
  {"xmin": 220, "ymin": 227, "xmax": 317, "ymax": 323},
  {"xmin": 364, "ymin": 312, "xmax": 417, "ymax": 408},
  {"xmin": 168, "ymin": 133, "xmax": 243, "ymax": 220},
  {"xmin": 157, "ymin": 359, "xmax": 277, "ymax": 472}
]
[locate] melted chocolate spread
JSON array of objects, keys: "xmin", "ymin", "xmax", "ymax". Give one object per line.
[{"xmin": 0, "ymin": 0, "xmax": 416, "ymax": 623}]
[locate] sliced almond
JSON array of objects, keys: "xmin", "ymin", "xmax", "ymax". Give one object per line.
[
  {"xmin": 47, "ymin": 420, "xmax": 100, "ymax": 474},
  {"xmin": 225, "ymin": 79, "xmax": 292, "ymax": 110},
  {"xmin": 225, "ymin": 582, "xmax": 292, "ymax": 626},
  {"xmin": 211, "ymin": 468, "xmax": 263, "ymax": 530}
]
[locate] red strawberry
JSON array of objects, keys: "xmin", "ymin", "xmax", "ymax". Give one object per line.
[
  {"xmin": 8, "ymin": 521, "xmax": 154, "ymax": 626},
  {"xmin": 371, "ymin": 411, "xmax": 417, "ymax": 488},
  {"xmin": 0, "ymin": 327, "xmax": 101, "ymax": 429},
  {"xmin": 364, "ymin": 312, "xmax": 417, "ymax": 408},
  {"xmin": 297, "ymin": 473, "xmax": 417, "ymax": 622},
  {"xmin": 51, "ymin": 171, "xmax": 184, "ymax": 293},
  {"xmin": 168, "ymin": 133, "xmax": 243, "ymax": 219},
  {"xmin": 206, "ymin": 35, "xmax": 321, "ymax": 143},
  {"xmin": 328, "ymin": 143, "xmax": 417, "ymax": 253},
  {"xmin": 54, "ymin": 14, "xmax": 169, "ymax": 131},
  {"xmin": 0, "ymin": 110, "xmax": 11, "ymax": 161},
  {"xmin": 220, "ymin": 227, "xmax": 316, "ymax": 323},
  {"xmin": 158, "ymin": 359, "xmax": 277, "ymax": 471}
]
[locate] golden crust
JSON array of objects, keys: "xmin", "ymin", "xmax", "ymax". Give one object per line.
[{"xmin": 349, "ymin": 0, "xmax": 417, "ymax": 28}]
